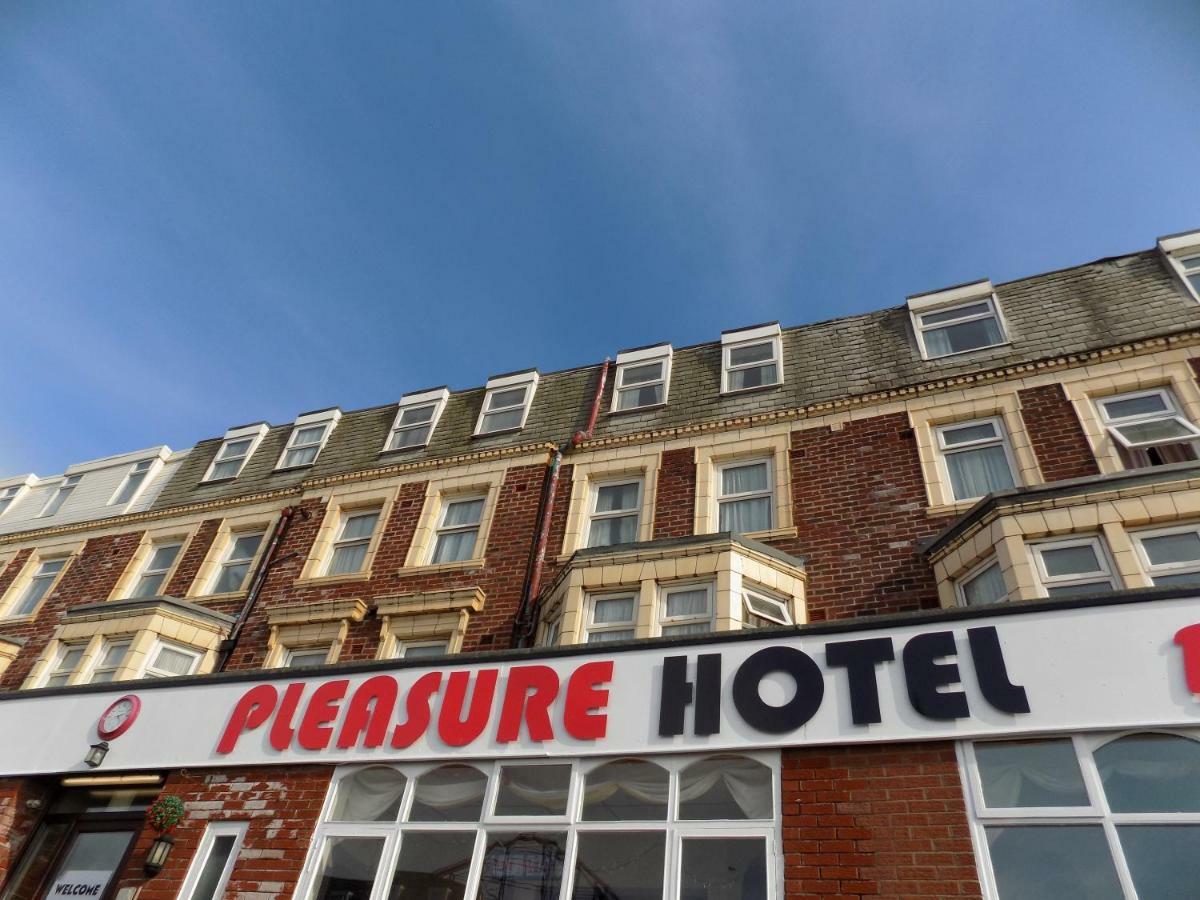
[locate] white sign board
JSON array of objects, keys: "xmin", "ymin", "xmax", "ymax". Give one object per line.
[{"xmin": 47, "ymin": 870, "xmax": 111, "ymax": 897}]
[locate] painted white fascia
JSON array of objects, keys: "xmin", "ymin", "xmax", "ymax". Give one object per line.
[
  {"xmin": 0, "ymin": 474, "xmax": 38, "ymax": 491},
  {"xmin": 906, "ymin": 279, "xmax": 993, "ymax": 313},
  {"xmin": 64, "ymin": 446, "xmax": 172, "ymax": 477},
  {"xmin": 720, "ymin": 322, "xmax": 781, "ymax": 345},
  {"xmin": 615, "ymin": 343, "xmax": 672, "ymax": 365}
]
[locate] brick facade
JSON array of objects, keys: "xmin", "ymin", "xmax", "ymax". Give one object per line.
[
  {"xmin": 1017, "ymin": 384, "xmax": 1101, "ymax": 482},
  {"xmin": 653, "ymin": 447, "xmax": 697, "ymax": 539}
]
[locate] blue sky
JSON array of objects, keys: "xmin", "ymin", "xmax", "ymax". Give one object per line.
[{"xmin": 2, "ymin": 2, "xmax": 1198, "ymax": 475}]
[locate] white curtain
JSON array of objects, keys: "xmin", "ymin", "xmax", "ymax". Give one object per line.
[
  {"xmin": 331, "ymin": 767, "xmax": 407, "ymax": 821},
  {"xmin": 946, "ymin": 445, "xmax": 1014, "ymax": 499},
  {"xmin": 678, "ymin": 757, "xmax": 773, "ymax": 820},
  {"xmin": 719, "ymin": 497, "xmax": 771, "ymax": 533}
]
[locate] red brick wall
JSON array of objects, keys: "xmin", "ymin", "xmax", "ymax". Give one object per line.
[
  {"xmin": 116, "ymin": 765, "xmax": 332, "ymax": 900},
  {"xmin": 783, "ymin": 414, "xmax": 949, "ymax": 621},
  {"xmin": 0, "ymin": 778, "xmax": 53, "ymax": 886},
  {"xmin": 654, "ymin": 447, "xmax": 696, "ymax": 539},
  {"xmin": 1017, "ymin": 384, "xmax": 1099, "ymax": 482},
  {"xmin": 782, "ymin": 742, "xmax": 980, "ymax": 898},
  {"xmin": 163, "ymin": 518, "xmax": 222, "ymax": 598}
]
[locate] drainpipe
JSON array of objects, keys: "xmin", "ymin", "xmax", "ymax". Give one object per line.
[
  {"xmin": 514, "ymin": 359, "xmax": 610, "ymax": 647},
  {"xmin": 215, "ymin": 505, "xmax": 301, "ymax": 672}
]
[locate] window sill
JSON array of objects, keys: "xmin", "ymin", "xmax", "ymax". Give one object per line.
[
  {"xmin": 607, "ymin": 402, "xmax": 668, "ymax": 418},
  {"xmin": 273, "ymin": 463, "xmax": 316, "ymax": 474},
  {"xmin": 720, "ymin": 383, "xmax": 784, "ymax": 398},
  {"xmin": 399, "ymin": 558, "xmax": 486, "ymax": 576},
  {"xmin": 187, "ymin": 590, "xmax": 249, "ymax": 604},
  {"xmin": 293, "ymin": 572, "xmax": 372, "ymax": 587},
  {"xmin": 378, "ymin": 445, "xmax": 430, "ymax": 458},
  {"xmin": 736, "ymin": 525, "xmax": 798, "ymax": 542},
  {"xmin": 921, "ymin": 340, "xmax": 1013, "ymax": 362},
  {"xmin": 198, "ymin": 476, "xmax": 238, "ymax": 486},
  {"xmin": 0, "ymin": 613, "xmax": 36, "ymax": 625},
  {"xmin": 471, "ymin": 426, "xmax": 524, "ymax": 440},
  {"xmin": 927, "ymin": 499, "xmax": 985, "ymax": 518}
]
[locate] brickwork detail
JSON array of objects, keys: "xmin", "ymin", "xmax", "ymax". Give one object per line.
[
  {"xmin": 782, "ymin": 742, "xmax": 981, "ymax": 898},
  {"xmin": 653, "ymin": 448, "xmax": 696, "ymax": 539},
  {"xmin": 163, "ymin": 517, "xmax": 222, "ymax": 599},
  {"xmin": 1017, "ymin": 384, "xmax": 1100, "ymax": 482}
]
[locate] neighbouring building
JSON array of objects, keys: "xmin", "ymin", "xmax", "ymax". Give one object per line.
[{"xmin": 0, "ymin": 231, "xmax": 1199, "ymax": 900}]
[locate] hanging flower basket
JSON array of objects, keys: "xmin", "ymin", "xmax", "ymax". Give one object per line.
[{"xmin": 147, "ymin": 795, "xmax": 186, "ymax": 833}]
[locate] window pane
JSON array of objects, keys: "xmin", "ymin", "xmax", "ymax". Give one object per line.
[
  {"xmin": 679, "ymin": 757, "xmax": 773, "ymax": 820},
  {"xmin": 399, "ymin": 405, "xmax": 436, "ymax": 426},
  {"xmin": 920, "ymin": 301, "xmax": 992, "ymax": 325},
  {"xmin": 1045, "ymin": 581, "xmax": 1114, "ymax": 597},
  {"xmin": 113, "ymin": 471, "xmax": 148, "ymax": 504},
  {"xmin": 1040, "ymin": 544, "xmax": 1102, "ymax": 577},
  {"xmin": 680, "ymin": 837, "xmax": 766, "ymax": 900},
  {"xmin": 431, "ymin": 529, "xmax": 479, "ymax": 564},
  {"xmin": 661, "ymin": 622, "xmax": 711, "ymax": 637},
  {"xmin": 573, "ymin": 832, "xmax": 665, "ymax": 900},
  {"xmin": 213, "ymin": 562, "xmax": 251, "ymax": 594},
  {"xmin": 962, "ymin": 563, "xmax": 1006, "ymax": 606},
  {"xmin": 402, "ymin": 642, "xmax": 449, "ymax": 659},
  {"xmin": 1102, "ymin": 393, "xmax": 1170, "ymax": 419},
  {"xmin": 488, "ymin": 387, "xmax": 527, "ymax": 410},
  {"xmin": 621, "ymin": 362, "xmax": 663, "ymax": 385},
  {"xmin": 387, "ymin": 831, "xmax": 473, "ymax": 900},
  {"xmin": 409, "ymin": 766, "xmax": 487, "ymax": 822},
  {"xmin": 478, "ymin": 832, "xmax": 566, "ymax": 900},
  {"xmin": 940, "ymin": 421, "xmax": 1000, "ymax": 445},
  {"xmin": 1117, "ymin": 825, "xmax": 1200, "ymax": 900},
  {"xmin": 595, "ymin": 483, "xmax": 639, "ymax": 513},
  {"xmin": 1094, "ymin": 733, "xmax": 1200, "ymax": 812},
  {"xmin": 984, "ymin": 826, "xmax": 1122, "ymax": 900},
  {"xmin": 189, "ymin": 833, "xmax": 238, "ymax": 900},
  {"xmin": 97, "ymin": 643, "xmax": 128, "ymax": 670},
  {"xmin": 147, "ymin": 544, "xmax": 182, "ymax": 571},
  {"xmin": 494, "ymin": 764, "xmax": 572, "ymax": 816},
  {"xmin": 150, "ymin": 646, "xmax": 196, "ymax": 676},
  {"xmin": 718, "ymin": 496, "xmax": 772, "ymax": 533},
  {"xmin": 283, "ymin": 445, "xmax": 319, "ymax": 467},
  {"xmin": 15, "ymin": 576, "xmax": 55, "ymax": 615},
  {"xmin": 293, "ymin": 425, "xmax": 327, "ymax": 445},
  {"xmin": 728, "ymin": 342, "xmax": 774, "ymax": 366},
  {"xmin": 131, "ymin": 572, "xmax": 167, "ymax": 598},
  {"xmin": 720, "ymin": 462, "xmax": 769, "ymax": 495},
  {"xmin": 617, "ymin": 384, "xmax": 663, "ymax": 410},
  {"xmin": 390, "ymin": 424, "xmax": 431, "ymax": 449},
  {"xmin": 727, "ymin": 364, "xmax": 778, "ymax": 391},
  {"xmin": 287, "ymin": 649, "xmax": 328, "ymax": 668},
  {"xmin": 330, "ymin": 767, "xmax": 407, "ymax": 822},
  {"xmin": 442, "ymin": 499, "xmax": 485, "ymax": 527},
  {"xmin": 592, "ymin": 597, "xmax": 635, "ymax": 624},
  {"xmin": 945, "ymin": 445, "xmax": 1015, "ymax": 500},
  {"xmin": 582, "ymin": 759, "xmax": 669, "ymax": 821},
  {"xmin": 1151, "ymin": 571, "xmax": 1200, "ymax": 586},
  {"xmin": 310, "ymin": 836, "xmax": 384, "ymax": 900},
  {"xmin": 664, "ymin": 588, "xmax": 709, "ymax": 618},
  {"xmin": 1141, "ymin": 531, "xmax": 1200, "ymax": 567},
  {"xmin": 328, "ymin": 542, "xmax": 369, "ymax": 575},
  {"xmin": 1115, "ymin": 418, "xmax": 1196, "ymax": 446},
  {"xmin": 209, "ymin": 459, "xmax": 243, "ymax": 480},
  {"xmin": 588, "ymin": 515, "xmax": 638, "ymax": 548},
  {"xmin": 57, "ymin": 647, "xmax": 85, "ymax": 673},
  {"xmin": 218, "ymin": 438, "xmax": 252, "ymax": 460},
  {"xmin": 974, "ymin": 739, "xmax": 1089, "ymax": 808},
  {"xmin": 340, "ymin": 513, "xmax": 380, "ymax": 541},
  {"xmin": 587, "ymin": 629, "xmax": 635, "ymax": 643},
  {"xmin": 1190, "ymin": 271, "xmax": 1200, "ymax": 293},
  {"xmin": 924, "ymin": 317, "xmax": 1003, "ymax": 356},
  {"xmin": 229, "ymin": 533, "xmax": 263, "ymax": 560}
]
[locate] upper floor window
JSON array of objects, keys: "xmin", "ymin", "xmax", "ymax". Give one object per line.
[
  {"xmin": 284, "ymin": 646, "xmax": 332, "ymax": 669},
  {"xmin": 1030, "ymin": 536, "xmax": 1117, "ymax": 598},
  {"xmin": 88, "ymin": 639, "xmax": 131, "ymax": 684},
  {"xmin": 742, "ymin": 586, "xmax": 794, "ymax": 627},
  {"xmin": 145, "ymin": 640, "xmax": 201, "ymax": 678},
  {"xmin": 583, "ymin": 593, "xmax": 637, "ymax": 643},
  {"xmin": 587, "ymin": 479, "xmax": 642, "ymax": 548},
  {"xmin": 204, "ymin": 423, "xmax": 268, "ymax": 482},
  {"xmin": 110, "ymin": 459, "xmax": 155, "ymax": 505},
  {"xmin": 1159, "ymin": 230, "xmax": 1200, "ymax": 302},
  {"xmin": 326, "ymin": 510, "xmax": 381, "ymax": 576},
  {"xmin": 9, "ymin": 557, "xmax": 68, "ymax": 618},
  {"xmin": 1176, "ymin": 251, "xmax": 1200, "ymax": 298},
  {"xmin": 431, "ymin": 496, "xmax": 485, "ymax": 564},
  {"xmin": 211, "ymin": 531, "xmax": 265, "ymax": 594},
  {"xmin": 39, "ymin": 475, "xmax": 81, "ymax": 517},
  {"xmin": 395, "ymin": 639, "xmax": 450, "ymax": 660},
  {"xmin": 935, "ymin": 418, "xmax": 1018, "ymax": 502},
  {"xmin": 612, "ymin": 345, "xmax": 671, "ymax": 412},
  {"xmin": 908, "ymin": 280, "xmax": 1007, "ymax": 359},
  {"xmin": 1132, "ymin": 525, "xmax": 1200, "ymax": 587},
  {"xmin": 0, "ymin": 485, "xmax": 23, "ymax": 517},
  {"xmin": 716, "ymin": 458, "xmax": 773, "ymax": 533},
  {"xmin": 384, "ymin": 388, "xmax": 448, "ymax": 452},
  {"xmin": 956, "ymin": 558, "xmax": 1007, "ymax": 606},
  {"xmin": 277, "ymin": 410, "xmax": 341, "ymax": 470},
  {"xmin": 721, "ymin": 323, "xmax": 782, "ymax": 393},
  {"xmin": 1097, "ymin": 388, "xmax": 1200, "ymax": 469},
  {"xmin": 130, "ymin": 541, "xmax": 183, "ymax": 598},
  {"xmin": 659, "ymin": 583, "xmax": 714, "ymax": 636},
  {"xmin": 475, "ymin": 372, "xmax": 538, "ymax": 435}
]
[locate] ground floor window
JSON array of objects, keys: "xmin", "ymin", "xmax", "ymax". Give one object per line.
[
  {"xmin": 962, "ymin": 729, "xmax": 1200, "ymax": 899},
  {"xmin": 298, "ymin": 752, "xmax": 779, "ymax": 900}
]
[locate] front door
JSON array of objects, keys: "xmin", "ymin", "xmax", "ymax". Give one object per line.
[{"xmin": 39, "ymin": 827, "xmax": 137, "ymax": 900}]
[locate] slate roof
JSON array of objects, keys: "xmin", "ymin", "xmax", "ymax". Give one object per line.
[{"xmin": 149, "ymin": 247, "xmax": 1200, "ymax": 511}]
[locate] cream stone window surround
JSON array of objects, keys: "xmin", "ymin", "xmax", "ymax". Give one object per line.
[
  {"xmin": 559, "ymin": 452, "xmax": 660, "ymax": 559},
  {"xmin": 297, "ymin": 485, "xmax": 398, "ymax": 585},
  {"xmin": 1158, "ymin": 229, "xmax": 1200, "ymax": 303},
  {"xmin": 21, "ymin": 596, "xmax": 231, "ymax": 689},
  {"xmin": 403, "ymin": 468, "xmax": 506, "ymax": 571},
  {"xmin": 107, "ymin": 524, "xmax": 196, "ymax": 602},
  {"xmin": 0, "ymin": 539, "xmax": 83, "ymax": 622},
  {"xmin": 694, "ymin": 434, "xmax": 795, "ymax": 540},
  {"xmin": 262, "ymin": 597, "xmax": 368, "ymax": 669},
  {"xmin": 0, "ymin": 635, "xmax": 21, "ymax": 678},
  {"xmin": 187, "ymin": 512, "xmax": 277, "ymax": 600},
  {"xmin": 373, "ymin": 587, "xmax": 485, "ymax": 659}
]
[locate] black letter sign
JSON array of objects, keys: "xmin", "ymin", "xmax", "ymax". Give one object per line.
[
  {"xmin": 902, "ymin": 631, "xmax": 969, "ymax": 720},
  {"xmin": 824, "ymin": 637, "xmax": 895, "ymax": 725},
  {"xmin": 657, "ymin": 655, "xmax": 721, "ymax": 737},
  {"xmin": 732, "ymin": 646, "xmax": 824, "ymax": 734},
  {"xmin": 968, "ymin": 626, "xmax": 1030, "ymax": 714}
]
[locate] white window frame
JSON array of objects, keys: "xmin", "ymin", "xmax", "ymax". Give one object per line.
[
  {"xmin": 283, "ymin": 645, "xmax": 333, "ymax": 669},
  {"xmin": 324, "ymin": 508, "xmax": 382, "ymax": 577},
  {"xmin": 741, "ymin": 585, "xmax": 794, "ymax": 627},
  {"xmin": 7, "ymin": 556, "xmax": 69, "ymax": 619},
  {"xmin": 715, "ymin": 457, "xmax": 775, "ymax": 534},
  {"xmin": 933, "ymin": 417, "xmax": 1020, "ymax": 502},
  {"xmin": 177, "ymin": 821, "xmax": 249, "ymax": 900},
  {"xmin": 538, "ymin": 614, "xmax": 561, "ymax": 648},
  {"xmin": 142, "ymin": 640, "xmax": 202, "ymax": 678},
  {"xmin": 720, "ymin": 324, "xmax": 783, "ymax": 395},
  {"xmin": 1095, "ymin": 387, "xmax": 1200, "ymax": 450},
  {"xmin": 1171, "ymin": 250, "xmax": 1200, "ymax": 302},
  {"xmin": 108, "ymin": 458, "xmax": 157, "ymax": 506},
  {"xmin": 39, "ymin": 475, "xmax": 81, "ymax": 518},
  {"xmin": 43, "ymin": 642, "xmax": 87, "ymax": 689},
  {"xmin": 87, "ymin": 638, "xmax": 132, "ymax": 684},
  {"xmin": 912, "ymin": 295, "xmax": 1007, "ymax": 360},
  {"xmin": 1159, "ymin": 232, "xmax": 1200, "ymax": 303},
  {"xmin": 0, "ymin": 484, "xmax": 27, "ymax": 518},
  {"xmin": 955, "ymin": 557, "xmax": 1008, "ymax": 607},
  {"xmin": 382, "ymin": 388, "xmax": 449, "ymax": 453},
  {"xmin": 960, "ymin": 729, "xmax": 1200, "ymax": 900},
  {"xmin": 276, "ymin": 410, "xmax": 341, "ymax": 471},
  {"xmin": 474, "ymin": 372, "xmax": 539, "ymax": 436},
  {"xmin": 1029, "ymin": 536, "xmax": 1119, "ymax": 598},
  {"xmin": 582, "ymin": 592, "xmax": 639, "ymax": 643},
  {"xmin": 1130, "ymin": 523, "xmax": 1200, "ymax": 586},
  {"xmin": 657, "ymin": 582, "xmax": 715, "ymax": 637},
  {"xmin": 209, "ymin": 529, "xmax": 266, "ymax": 595},
  {"xmin": 611, "ymin": 345, "xmax": 672, "ymax": 412},
  {"xmin": 203, "ymin": 424, "xmax": 269, "ymax": 482},
  {"xmin": 394, "ymin": 639, "xmax": 451, "ymax": 660},
  {"xmin": 429, "ymin": 494, "xmax": 486, "ymax": 565},
  {"xmin": 586, "ymin": 478, "xmax": 643, "ymax": 549},
  {"xmin": 130, "ymin": 540, "xmax": 184, "ymax": 599}
]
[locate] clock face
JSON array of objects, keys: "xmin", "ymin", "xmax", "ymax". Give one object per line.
[{"xmin": 97, "ymin": 695, "xmax": 141, "ymax": 740}]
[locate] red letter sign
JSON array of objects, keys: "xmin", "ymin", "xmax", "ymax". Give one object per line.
[
  {"xmin": 217, "ymin": 684, "xmax": 278, "ymax": 754},
  {"xmin": 1176, "ymin": 624, "xmax": 1200, "ymax": 694}
]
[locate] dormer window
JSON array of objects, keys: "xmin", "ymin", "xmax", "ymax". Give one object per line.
[
  {"xmin": 612, "ymin": 344, "xmax": 672, "ymax": 412},
  {"xmin": 0, "ymin": 481, "xmax": 30, "ymax": 518},
  {"xmin": 110, "ymin": 459, "xmax": 155, "ymax": 505},
  {"xmin": 384, "ymin": 388, "xmax": 449, "ymax": 452},
  {"xmin": 908, "ymin": 280, "xmax": 1007, "ymax": 359},
  {"xmin": 721, "ymin": 323, "xmax": 782, "ymax": 393},
  {"xmin": 277, "ymin": 410, "xmax": 341, "ymax": 470},
  {"xmin": 1158, "ymin": 230, "xmax": 1200, "ymax": 302},
  {"xmin": 39, "ymin": 475, "xmax": 81, "ymax": 518},
  {"xmin": 475, "ymin": 371, "xmax": 538, "ymax": 436},
  {"xmin": 204, "ymin": 423, "xmax": 269, "ymax": 482}
]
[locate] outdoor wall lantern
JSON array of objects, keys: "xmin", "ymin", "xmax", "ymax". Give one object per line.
[
  {"xmin": 144, "ymin": 833, "xmax": 174, "ymax": 876},
  {"xmin": 83, "ymin": 741, "xmax": 109, "ymax": 768}
]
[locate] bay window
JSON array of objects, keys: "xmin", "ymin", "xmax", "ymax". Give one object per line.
[
  {"xmin": 1132, "ymin": 525, "xmax": 1200, "ymax": 586},
  {"xmin": 583, "ymin": 593, "xmax": 637, "ymax": 643},
  {"xmin": 957, "ymin": 559, "xmax": 1008, "ymax": 607},
  {"xmin": 658, "ymin": 583, "xmax": 713, "ymax": 636},
  {"xmin": 1030, "ymin": 537, "xmax": 1118, "ymax": 598}
]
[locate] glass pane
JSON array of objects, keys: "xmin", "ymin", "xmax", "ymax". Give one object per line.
[
  {"xmin": 1181, "ymin": 254, "xmax": 1200, "ymax": 270},
  {"xmin": 47, "ymin": 830, "xmax": 135, "ymax": 899},
  {"xmin": 718, "ymin": 496, "xmax": 772, "ymax": 533},
  {"xmin": 399, "ymin": 404, "xmax": 436, "ymax": 426},
  {"xmin": 494, "ymin": 764, "xmax": 572, "ymax": 816},
  {"xmin": 147, "ymin": 544, "xmax": 182, "ymax": 571},
  {"xmin": 727, "ymin": 364, "xmax": 778, "ymax": 391},
  {"xmin": 131, "ymin": 572, "xmax": 167, "ymax": 598},
  {"xmin": 488, "ymin": 387, "xmax": 527, "ymax": 410},
  {"xmin": 664, "ymin": 588, "xmax": 709, "ymax": 618},
  {"xmin": 587, "ymin": 629, "xmax": 635, "ymax": 643},
  {"xmin": 402, "ymin": 642, "xmax": 449, "ymax": 659},
  {"xmin": 1045, "ymin": 581, "xmax": 1114, "ymax": 597},
  {"xmin": 661, "ymin": 622, "xmax": 711, "ymax": 637},
  {"xmin": 920, "ymin": 301, "xmax": 993, "ymax": 325},
  {"xmin": 190, "ymin": 833, "xmax": 238, "ymax": 900},
  {"xmin": 340, "ymin": 513, "xmax": 380, "ymax": 541},
  {"xmin": 409, "ymin": 765, "xmax": 488, "ymax": 822},
  {"xmin": 1117, "ymin": 825, "xmax": 1200, "ymax": 900},
  {"xmin": 1140, "ymin": 531, "xmax": 1200, "ymax": 567},
  {"xmin": 1040, "ymin": 544, "xmax": 1102, "ymax": 577},
  {"xmin": 1116, "ymin": 418, "xmax": 1196, "ymax": 445},
  {"xmin": 287, "ymin": 649, "xmax": 329, "ymax": 668},
  {"xmin": 1190, "ymin": 271, "xmax": 1200, "ymax": 293},
  {"xmin": 218, "ymin": 438, "xmax": 253, "ymax": 460},
  {"xmin": 945, "ymin": 445, "xmax": 1015, "ymax": 500},
  {"xmin": 679, "ymin": 757, "xmax": 773, "ymax": 820},
  {"xmin": 1151, "ymin": 571, "xmax": 1200, "ymax": 586},
  {"xmin": 310, "ymin": 836, "xmax": 384, "ymax": 900},
  {"xmin": 616, "ymin": 384, "xmax": 663, "ymax": 410},
  {"xmin": 390, "ymin": 424, "xmax": 431, "ymax": 449},
  {"xmin": 984, "ymin": 826, "xmax": 1122, "ymax": 900},
  {"xmin": 974, "ymin": 739, "xmax": 1089, "ymax": 808},
  {"xmin": 728, "ymin": 342, "xmax": 774, "ymax": 366},
  {"xmin": 58, "ymin": 647, "xmax": 86, "ymax": 672},
  {"xmin": 680, "ymin": 837, "xmax": 766, "ymax": 900},
  {"xmin": 962, "ymin": 563, "xmax": 1006, "ymax": 606},
  {"xmin": 209, "ymin": 459, "xmax": 243, "ymax": 480},
  {"xmin": 330, "ymin": 767, "xmax": 407, "ymax": 821},
  {"xmin": 431, "ymin": 529, "xmax": 479, "ymax": 564},
  {"xmin": 940, "ymin": 421, "xmax": 1000, "ymax": 445},
  {"xmin": 387, "ymin": 831, "xmax": 473, "ymax": 900},
  {"xmin": 39, "ymin": 559, "xmax": 67, "ymax": 576},
  {"xmin": 1094, "ymin": 733, "xmax": 1200, "ymax": 812},
  {"xmin": 592, "ymin": 597, "xmax": 635, "ymax": 624},
  {"xmin": 213, "ymin": 561, "xmax": 251, "ymax": 594},
  {"xmin": 443, "ymin": 499, "xmax": 485, "ymax": 527},
  {"xmin": 582, "ymin": 759, "xmax": 669, "ymax": 821},
  {"xmin": 294, "ymin": 425, "xmax": 327, "ymax": 445},
  {"xmin": 229, "ymin": 533, "xmax": 264, "ymax": 560},
  {"xmin": 151, "ymin": 646, "xmax": 196, "ymax": 676},
  {"xmin": 595, "ymin": 483, "xmax": 639, "ymax": 513},
  {"xmin": 113, "ymin": 471, "xmax": 147, "ymax": 504},
  {"xmin": 621, "ymin": 362, "xmax": 663, "ymax": 385},
  {"xmin": 328, "ymin": 542, "xmax": 369, "ymax": 575},
  {"xmin": 15, "ymin": 578, "xmax": 53, "ymax": 615},
  {"xmin": 924, "ymin": 316, "xmax": 1003, "ymax": 356},
  {"xmin": 572, "ymin": 832, "xmax": 665, "ymax": 900},
  {"xmin": 0, "ymin": 820, "xmax": 72, "ymax": 900},
  {"xmin": 481, "ymin": 409, "xmax": 524, "ymax": 432},
  {"xmin": 284, "ymin": 445, "xmax": 319, "ymax": 467},
  {"xmin": 587, "ymin": 514, "xmax": 638, "ymax": 548},
  {"xmin": 478, "ymin": 832, "xmax": 566, "ymax": 900},
  {"xmin": 720, "ymin": 462, "xmax": 769, "ymax": 495},
  {"xmin": 99, "ymin": 643, "xmax": 128, "ymax": 669},
  {"xmin": 1102, "ymin": 393, "xmax": 1170, "ymax": 419}
]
